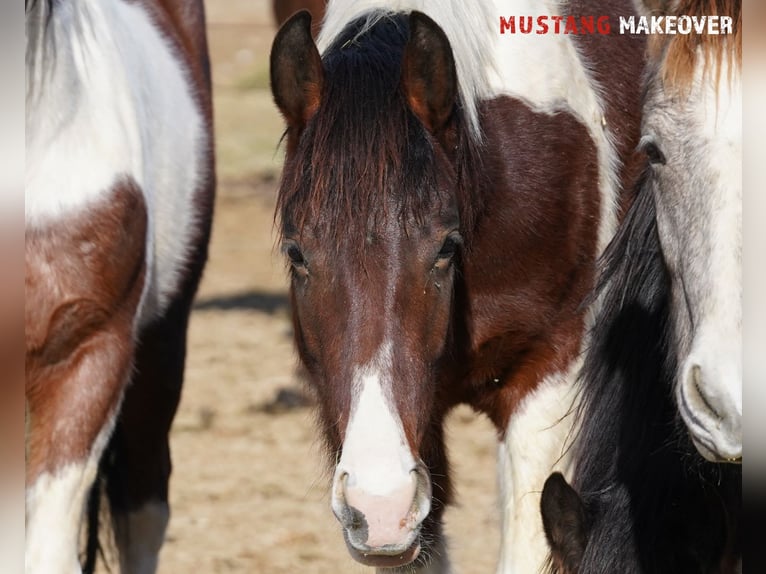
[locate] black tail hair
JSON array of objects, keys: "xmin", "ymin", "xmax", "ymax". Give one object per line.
[{"xmin": 82, "ymin": 473, "xmax": 104, "ymax": 574}]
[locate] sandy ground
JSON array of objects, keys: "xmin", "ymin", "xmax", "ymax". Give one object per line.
[{"xmin": 155, "ymin": 2, "xmax": 500, "ymax": 572}]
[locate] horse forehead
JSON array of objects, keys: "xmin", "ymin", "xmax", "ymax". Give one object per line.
[{"xmin": 299, "ymin": 202, "xmax": 450, "ymax": 246}]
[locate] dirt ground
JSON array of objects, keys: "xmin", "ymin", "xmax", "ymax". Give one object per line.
[{"xmin": 157, "ymin": 2, "xmax": 500, "ymax": 572}]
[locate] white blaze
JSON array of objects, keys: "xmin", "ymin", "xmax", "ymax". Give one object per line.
[{"xmin": 336, "ymin": 342, "xmax": 416, "ymax": 496}]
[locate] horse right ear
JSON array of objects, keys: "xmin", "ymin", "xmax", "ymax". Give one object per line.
[
  {"xmin": 401, "ymin": 11, "xmax": 457, "ymax": 135},
  {"xmin": 270, "ymin": 10, "xmax": 323, "ymax": 130},
  {"xmin": 540, "ymin": 472, "xmax": 589, "ymax": 574}
]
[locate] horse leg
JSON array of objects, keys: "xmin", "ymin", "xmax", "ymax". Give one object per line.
[
  {"xmin": 104, "ymin": 296, "xmax": 196, "ymax": 574},
  {"xmin": 495, "ymin": 369, "xmax": 579, "ymax": 574},
  {"xmin": 26, "ymin": 333, "xmax": 137, "ymax": 574},
  {"xmin": 26, "ymin": 183, "xmax": 148, "ymax": 574}
]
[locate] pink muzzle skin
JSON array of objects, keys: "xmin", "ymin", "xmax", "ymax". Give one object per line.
[{"xmin": 332, "ymin": 464, "xmax": 432, "ymax": 567}]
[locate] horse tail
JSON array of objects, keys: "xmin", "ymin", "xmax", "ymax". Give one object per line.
[{"xmin": 82, "ymin": 473, "xmax": 103, "ymax": 574}]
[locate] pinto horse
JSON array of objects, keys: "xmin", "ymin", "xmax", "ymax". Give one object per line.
[
  {"xmin": 25, "ymin": 0, "xmax": 215, "ymax": 572},
  {"xmin": 540, "ymin": 0, "xmax": 742, "ymax": 572},
  {"xmin": 270, "ymin": 0, "xmax": 645, "ymax": 571}
]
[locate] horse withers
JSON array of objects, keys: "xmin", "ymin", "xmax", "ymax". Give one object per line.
[
  {"xmin": 25, "ymin": 1, "xmax": 215, "ymax": 572},
  {"xmin": 540, "ymin": 0, "xmax": 742, "ymax": 572},
  {"xmin": 271, "ymin": 0, "xmax": 645, "ymax": 571}
]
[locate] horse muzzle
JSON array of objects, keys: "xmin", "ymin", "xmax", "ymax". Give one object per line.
[
  {"xmin": 678, "ymin": 359, "xmax": 742, "ymax": 463},
  {"xmin": 331, "ymin": 462, "xmax": 432, "ymax": 567}
]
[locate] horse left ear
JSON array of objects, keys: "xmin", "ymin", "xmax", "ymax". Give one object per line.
[
  {"xmin": 270, "ymin": 10, "xmax": 324, "ymax": 130},
  {"xmin": 401, "ymin": 12, "xmax": 457, "ymax": 135}
]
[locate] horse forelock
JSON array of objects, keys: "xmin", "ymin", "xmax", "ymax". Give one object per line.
[
  {"xmin": 277, "ymin": 14, "xmax": 483, "ymax": 256},
  {"xmin": 650, "ymin": 0, "xmax": 741, "ymax": 93}
]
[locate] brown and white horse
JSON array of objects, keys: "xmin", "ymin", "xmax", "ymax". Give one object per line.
[
  {"xmin": 270, "ymin": 0, "xmax": 645, "ymax": 571},
  {"xmin": 540, "ymin": 1, "xmax": 742, "ymax": 572},
  {"xmin": 25, "ymin": 1, "xmax": 215, "ymax": 572}
]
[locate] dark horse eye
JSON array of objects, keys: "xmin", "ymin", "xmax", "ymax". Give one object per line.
[
  {"xmin": 435, "ymin": 233, "xmax": 462, "ymax": 268},
  {"xmin": 284, "ymin": 243, "xmax": 307, "ymax": 270},
  {"xmin": 641, "ymin": 138, "xmax": 666, "ymax": 166}
]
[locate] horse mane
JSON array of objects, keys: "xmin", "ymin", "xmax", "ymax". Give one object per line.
[
  {"xmin": 316, "ymin": 0, "xmax": 496, "ymax": 141},
  {"xmin": 277, "ymin": 13, "xmax": 485, "ymax": 255},
  {"xmin": 564, "ymin": 175, "xmax": 741, "ymax": 572},
  {"xmin": 649, "ymin": 0, "xmax": 742, "ymax": 92}
]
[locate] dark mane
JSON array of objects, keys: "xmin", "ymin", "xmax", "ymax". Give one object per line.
[
  {"xmin": 276, "ymin": 12, "xmax": 484, "ymax": 253},
  {"xmin": 566, "ymin": 176, "xmax": 741, "ymax": 572}
]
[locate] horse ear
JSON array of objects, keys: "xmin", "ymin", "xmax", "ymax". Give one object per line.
[
  {"xmin": 540, "ymin": 472, "xmax": 589, "ymax": 574},
  {"xmin": 401, "ymin": 12, "xmax": 457, "ymax": 134},
  {"xmin": 270, "ymin": 10, "xmax": 323, "ymax": 129}
]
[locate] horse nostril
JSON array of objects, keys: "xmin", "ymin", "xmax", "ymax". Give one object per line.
[
  {"xmin": 689, "ymin": 364, "xmax": 723, "ymax": 421},
  {"xmin": 411, "ymin": 464, "xmax": 432, "ymax": 519},
  {"xmin": 332, "ymin": 464, "xmax": 431, "ymax": 552},
  {"xmin": 679, "ymin": 358, "xmax": 743, "ymax": 463}
]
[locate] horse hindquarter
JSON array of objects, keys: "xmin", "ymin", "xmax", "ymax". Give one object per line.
[{"xmin": 25, "ymin": 0, "xmax": 212, "ymax": 572}]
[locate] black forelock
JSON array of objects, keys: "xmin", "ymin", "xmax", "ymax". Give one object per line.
[
  {"xmin": 276, "ymin": 11, "xmax": 484, "ymax": 255},
  {"xmin": 277, "ymin": 14, "xmax": 435, "ymax": 249}
]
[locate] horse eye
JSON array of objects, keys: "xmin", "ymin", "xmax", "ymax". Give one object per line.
[
  {"xmin": 438, "ymin": 237, "xmax": 458, "ymax": 259},
  {"xmin": 284, "ymin": 243, "xmax": 307, "ymax": 270},
  {"xmin": 641, "ymin": 139, "xmax": 666, "ymax": 166},
  {"xmin": 434, "ymin": 233, "xmax": 462, "ymax": 269}
]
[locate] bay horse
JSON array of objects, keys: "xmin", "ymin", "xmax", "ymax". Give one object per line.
[
  {"xmin": 540, "ymin": 0, "xmax": 742, "ymax": 572},
  {"xmin": 270, "ymin": 0, "xmax": 645, "ymax": 571},
  {"xmin": 25, "ymin": 1, "xmax": 215, "ymax": 572}
]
